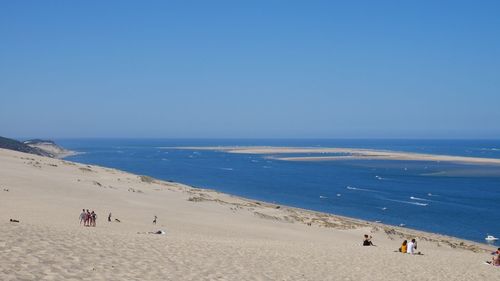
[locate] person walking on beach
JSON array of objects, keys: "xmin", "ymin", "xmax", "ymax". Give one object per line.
[
  {"xmin": 79, "ymin": 209, "xmax": 86, "ymax": 225},
  {"xmin": 153, "ymin": 215, "xmax": 157, "ymax": 225}
]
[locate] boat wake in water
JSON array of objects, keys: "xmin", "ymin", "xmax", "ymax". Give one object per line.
[
  {"xmin": 385, "ymin": 199, "xmax": 429, "ymax": 207},
  {"xmin": 346, "ymin": 186, "xmax": 379, "ymax": 193},
  {"xmin": 410, "ymin": 196, "xmax": 431, "ymax": 202}
]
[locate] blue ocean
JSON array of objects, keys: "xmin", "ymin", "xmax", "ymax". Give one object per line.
[{"xmin": 59, "ymin": 139, "xmax": 500, "ymax": 246}]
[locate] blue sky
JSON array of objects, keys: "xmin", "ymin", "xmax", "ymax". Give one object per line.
[{"xmin": 1, "ymin": 1, "xmax": 499, "ymax": 138}]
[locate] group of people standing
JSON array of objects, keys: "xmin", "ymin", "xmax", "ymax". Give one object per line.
[{"xmin": 79, "ymin": 209, "xmax": 97, "ymax": 227}]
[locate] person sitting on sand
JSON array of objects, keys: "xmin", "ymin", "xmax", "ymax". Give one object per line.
[
  {"xmin": 492, "ymin": 254, "xmax": 500, "ymax": 266},
  {"xmin": 363, "ymin": 234, "xmax": 375, "ymax": 246},
  {"xmin": 407, "ymin": 239, "xmax": 422, "ymax": 255},
  {"xmin": 491, "ymin": 248, "xmax": 500, "ymax": 266},
  {"xmin": 407, "ymin": 239, "xmax": 415, "ymax": 254},
  {"xmin": 399, "ymin": 240, "xmax": 408, "ymax": 253}
]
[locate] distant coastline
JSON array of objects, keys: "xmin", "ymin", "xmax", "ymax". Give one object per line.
[{"xmin": 23, "ymin": 139, "xmax": 80, "ymax": 159}]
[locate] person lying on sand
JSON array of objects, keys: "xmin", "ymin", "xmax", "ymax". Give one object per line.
[
  {"xmin": 363, "ymin": 234, "xmax": 375, "ymax": 246},
  {"xmin": 137, "ymin": 230, "xmax": 166, "ymax": 235},
  {"xmin": 149, "ymin": 230, "xmax": 166, "ymax": 235},
  {"xmin": 9, "ymin": 219, "xmax": 19, "ymax": 223}
]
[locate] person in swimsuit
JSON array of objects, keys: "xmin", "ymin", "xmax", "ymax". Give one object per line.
[
  {"xmin": 491, "ymin": 248, "xmax": 500, "ymax": 266},
  {"xmin": 153, "ymin": 215, "xmax": 157, "ymax": 225}
]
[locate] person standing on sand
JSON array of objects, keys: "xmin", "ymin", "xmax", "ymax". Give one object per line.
[
  {"xmin": 91, "ymin": 211, "xmax": 97, "ymax": 227},
  {"xmin": 108, "ymin": 212, "xmax": 112, "ymax": 222},
  {"xmin": 85, "ymin": 209, "xmax": 91, "ymax": 227},
  {"xmin": 153, "ymin": 215, "xmax": 157, "ymax": 225},
  {"xmin": 79, "ymin": 209, "xmax": 86, "ymax": 225}
]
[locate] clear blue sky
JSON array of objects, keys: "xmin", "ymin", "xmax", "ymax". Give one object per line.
[{"xmin": 1, "ymin": 1, "xmax": 499, "ymax": 139}]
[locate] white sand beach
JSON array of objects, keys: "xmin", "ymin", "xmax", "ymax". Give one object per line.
[{"xmin": 1, "ymin": 148, "xmax": 499, "ymax": 281}]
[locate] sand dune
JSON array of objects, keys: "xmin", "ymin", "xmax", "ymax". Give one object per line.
[{"xmin": 0, "ymin": 148, "xmax": 499, "ymax": 280}]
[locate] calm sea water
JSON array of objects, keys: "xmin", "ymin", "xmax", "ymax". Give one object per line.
[{"xmin": 59, "ymin": 139, "xmax": 500, "ymax": 245}]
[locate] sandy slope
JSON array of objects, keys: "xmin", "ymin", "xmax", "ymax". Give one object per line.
[{"xmin": 0, "ymin": 148, "xmax": 498, "ymax": 281}]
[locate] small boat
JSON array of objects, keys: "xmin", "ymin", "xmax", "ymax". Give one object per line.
[{"xmin": 485, "ymin": 235, "xmax": 498, "ymax": 241}]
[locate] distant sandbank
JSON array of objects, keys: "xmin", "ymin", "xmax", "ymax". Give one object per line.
[{"xmin": 169, "ymin": 146, "xmax": 500, "ymax": 165}]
